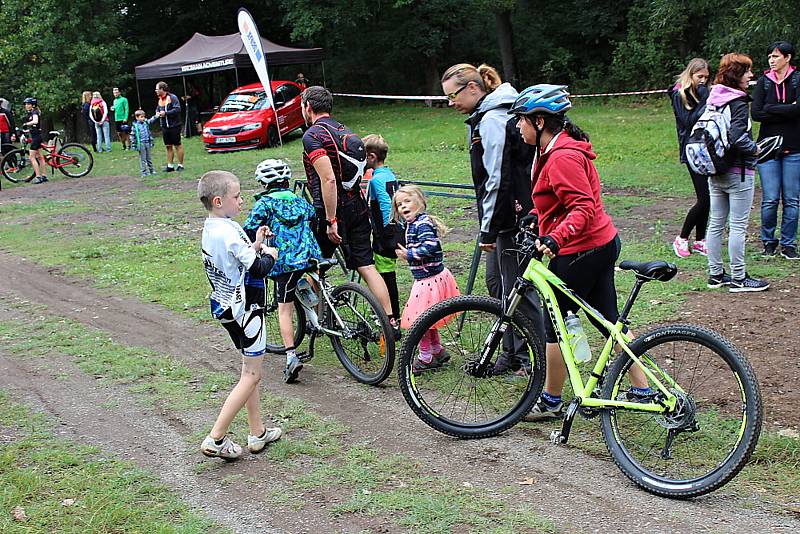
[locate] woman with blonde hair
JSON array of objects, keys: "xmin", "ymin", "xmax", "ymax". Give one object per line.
[
  {"xmin": 668, "ymin": 58, "xmax": 710, "ymax": 257},
  {"xmin": 80, "ymin": 91, "xmax": 98, "ymax": 152},
  {"xmin": 441, "ymin": 63, "xmax": 542, "ymax": 376}
]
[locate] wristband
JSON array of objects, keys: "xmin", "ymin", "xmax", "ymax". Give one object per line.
[{"xmin": 325, "ymin": 217, "xmax": 337, "ymax": 227}]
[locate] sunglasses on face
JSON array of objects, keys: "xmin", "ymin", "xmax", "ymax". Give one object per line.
[{"xmin": 446, "ymin": 82, "xmax": 471, "ymax": 101}]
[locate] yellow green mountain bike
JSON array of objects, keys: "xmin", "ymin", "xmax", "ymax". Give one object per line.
[{"xmin": 397, "ymin": 227, "xmax": 762, "ymax": 498}]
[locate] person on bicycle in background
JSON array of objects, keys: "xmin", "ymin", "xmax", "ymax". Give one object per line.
[
  {"xmin": 440, "ymin": 63, "xmax": 542, "ymax": 375},
  {"xmin": 509, "ymin": 85, "xmax": 650, "ymax": 421},
  {"xmin": 23, "ymin": 97, "xmax": 48, "ymax": 184}
]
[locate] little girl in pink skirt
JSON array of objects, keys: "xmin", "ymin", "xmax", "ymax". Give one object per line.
[{"xmin": 393, "ymin": 185, "xmax": 460, "ymax": 374}]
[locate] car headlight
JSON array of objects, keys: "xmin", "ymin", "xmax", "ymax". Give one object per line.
[
  {"xmin": 203, "ymin": 128, "xmax": 211, "ymax": 135},
  {"xmin": 241, "ymin": 122, "xmax": 262, "ymax": 131}
]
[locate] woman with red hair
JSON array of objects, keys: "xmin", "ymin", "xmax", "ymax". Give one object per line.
[{"xmin": 705, "ymin": 53, "xmax": 769, "ymax": 292}]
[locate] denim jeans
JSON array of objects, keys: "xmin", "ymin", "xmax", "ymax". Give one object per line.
[
  {"xmin": 138, "ymin": 144, "xmax": 154, "ymax": 176},
  {"xmin": 94, "ymin": 121, "xmax": 111, "ymax": 152},
  {"xmin": 758, "ymin": 152, "xmax": 800, "ymax": 248},
  {"xmin": 707, "ymin": 173, "xmax": 755, "ymax": 280}
]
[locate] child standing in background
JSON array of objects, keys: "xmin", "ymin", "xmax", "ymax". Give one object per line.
[
  {"xmin": 364, "ymin": 134, "xmax": 402, "ymax": 321},
  {"xmin": 131, "ymin": 110, "xmax": 155, "ymax": 177},
  {"xmin": 393, "ymin": 185, "xmax": 460, "ymax": 374}
]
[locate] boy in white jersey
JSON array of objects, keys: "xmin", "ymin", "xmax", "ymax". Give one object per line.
[{"xmin": 198, "ymin": 170, "xmax": 282, "ymax": 460}]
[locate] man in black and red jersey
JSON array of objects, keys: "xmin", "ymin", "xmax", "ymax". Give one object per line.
[{"xmin": 300, "ymin": 86, "xmax": 397, "ymax": 331}]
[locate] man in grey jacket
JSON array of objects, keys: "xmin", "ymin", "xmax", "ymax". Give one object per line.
[
  {"xmin": 441, "ymin": 63, "xmax": 544, "ymax": 373},
  {"xmin": 154, "ymin": 81, "xmax": 184, "ymax": 172}
]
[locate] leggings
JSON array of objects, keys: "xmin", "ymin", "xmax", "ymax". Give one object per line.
[
  {"xmin": 418, "ymin": 329, "xmax": 442, "ymax": 362},
  {"xmin": 380, "ymin": 271, "xmax": 400, "ymax": 319},
  {"xmin": 680, "ymin": 165, "xmax": 710, "ymax": 240}
]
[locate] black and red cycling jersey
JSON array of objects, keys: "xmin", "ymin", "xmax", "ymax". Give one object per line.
[{"xmin": 302, "ymin": 116, "xmax": 364, "ymax": 210}]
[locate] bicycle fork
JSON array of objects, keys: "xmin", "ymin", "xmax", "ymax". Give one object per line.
[{"xmin": 471, "ymin": 282, "xmax": 528, "ymax": 376}]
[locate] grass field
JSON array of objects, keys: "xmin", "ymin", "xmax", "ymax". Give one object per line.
[{"xmin": 1, "ymin": 98, "xmax": 798, "ymax": 529}]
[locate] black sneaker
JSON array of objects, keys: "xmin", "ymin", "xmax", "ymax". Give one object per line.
[
  {"xmin": 32, "ymin": 176, "xmax": 48, "ymax": 184},
  {"xmin": 521, "ymin": 398, "xmax": 564, "ymax": 422},
  {"xmin": 163, "ymin": 165, "xmax": 175, "ymax": 172},
  {"xmin": 412, "ymin": 355, "xmax": 443, "ymax": 376},
  {"xmin": 762, "ymin": 242, "xmax": 778, "ymax": 258},
  {"xmin": 283, "ymin": 355, "xmax": 303, "ymax": 383},
  {"xmin": 707, "ymin": 271, "xmax": 732, "ymax": 289},
  {"xmin": 617, "ymin": 388, "xmax": 659, "ymax": 403},
  {"xmin": 729, "ymin": 274, "xmax": 770, "ymax": 293},
  {"xmin": 781, "ymin": 246, "xmax": 799, "ymax": 260}
]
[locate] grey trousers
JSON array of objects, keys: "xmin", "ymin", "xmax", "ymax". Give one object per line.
[
  {"xmin": 485, "ymin": 231, "xmax": 545, "ymax": 363},
  {"xmin": 138, "ymin": 145, "xmax": 154, "ymax": 176},
  {"xmin": 706, "ymin": 173, "xmax": 755, "ymax": 280}
]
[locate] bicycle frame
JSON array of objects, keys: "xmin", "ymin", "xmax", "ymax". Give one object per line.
[{"xmin": 503, "ymin": 256, "xmax": 679, "ymax": 415}]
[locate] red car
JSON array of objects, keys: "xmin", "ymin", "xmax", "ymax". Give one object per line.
[{"xmin": 202, "ymin": 81, "xmax": 306, "ymax": 152}]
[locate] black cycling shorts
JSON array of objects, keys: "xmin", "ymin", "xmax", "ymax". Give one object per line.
[
  {"xmin": 162, "ymin": 126, "xmax": 182, "ymax": 146},
  {"xmin": 314, "ymin": 197, "xmax": 374, "ymax": 269},
  {"xmin": 29, "ymin": 132, "xmax": 43, "ymax": 150},
  {"xmin": 273, "ymin": 270, "xmax": 304, "ymax": 304},
  {"xmin": 544, "ymin": 234, "xmax": 622, "ymax": 343}
]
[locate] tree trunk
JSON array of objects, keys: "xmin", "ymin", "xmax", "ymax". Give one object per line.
[{"xmin": 495, "ymin": 10, "xmax": 518, "ymax": 87}]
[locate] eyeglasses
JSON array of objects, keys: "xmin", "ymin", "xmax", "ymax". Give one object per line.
[{"xmin": 446, "ymin": 82, "xmax": 471, "ymax": 101}]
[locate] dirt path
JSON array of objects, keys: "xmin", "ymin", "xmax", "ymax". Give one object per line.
[{"xmin": 1, "ymin": 251, "xmax": 798, "ymax": 533}]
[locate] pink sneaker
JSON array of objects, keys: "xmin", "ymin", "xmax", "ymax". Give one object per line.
[
  {"xmin": 691, "ymin": 240, "xmax": 708, "ymax": 256},
  {"xmin": 672, "ymin": 236, "xmax": 690, "ymax": 258}
]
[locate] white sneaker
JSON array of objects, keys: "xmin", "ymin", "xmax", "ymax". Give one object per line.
[
  {"xmin": 247, "ymin": 427, "xmax": 282, "ymax": 453},
  {"xmin": 201, "ymin": 435, "xmax": 243, "ymax": 459}
]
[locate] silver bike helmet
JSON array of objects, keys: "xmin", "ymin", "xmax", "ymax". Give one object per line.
[
  {"xmin": 756, "ymin": 135, "xmax": 783, "ymax": 164},
  {"xmin": 255, "ymin": 158, "xmax": 292, "ymax": 187}
]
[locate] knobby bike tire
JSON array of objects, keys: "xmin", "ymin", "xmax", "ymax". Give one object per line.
[
  {"xmin": 263, "ymin": 278, "xmax": 306, "ymax": 354},
  {"xmin": 57, "ymin": 143, "xmax": 94, "ymax": 177},
  {"xmin": 599, "ymin": 323, "xmax": 762, "ymax": 498},
  {"xmin": 327, "ymin": 282, "xmax": 395, "ymax": 385},
  {"xmin": 1, "ymin": 148, "xmax": 35, "ymax": 183},
  {"xmin": 398, "ymin": 295, "xmax": 545, "ymax": 439}
]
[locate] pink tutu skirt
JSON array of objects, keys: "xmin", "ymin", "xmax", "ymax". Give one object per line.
[{"xmin": 401, "ymin": 267, "xmax": 460, "ymax": 329}]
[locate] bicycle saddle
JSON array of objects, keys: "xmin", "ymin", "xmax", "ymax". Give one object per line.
[
  {"xmin": 301, "ymin": 257, "xmax": 338, "ymax": 273},
  {"xmin": 48, "ymin": 130, "xmax": 60, "ymax": 137},
  {"xmin": 618, "ymin": 260, "xmax": 677, "ymax": 282}
]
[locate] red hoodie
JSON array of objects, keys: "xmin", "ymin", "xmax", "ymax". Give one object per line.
[{"xmin": 531, "ymin": 132, "xmax": 617, "ymax": 255}]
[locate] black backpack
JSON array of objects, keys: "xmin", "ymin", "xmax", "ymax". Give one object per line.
[{"xmin": 316, "ymin": 122, "xmax": 367, "ymax": 191}]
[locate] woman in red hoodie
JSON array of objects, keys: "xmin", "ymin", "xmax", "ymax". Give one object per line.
[{"xmin": 509, "ymin": 84, "xmax": 650, "ymax": 421}]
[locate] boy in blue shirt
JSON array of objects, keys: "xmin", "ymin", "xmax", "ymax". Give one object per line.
[
  {"xmin": 131, "ymin": 110, "xmax": 155, "ymax": 177},
  {"xmin": 243, "ymin": 159, "xmax": 321, "ymax": 383},
  {"xmin": 364, "ymin": 134, "xmax": 401, "ymax": 321}
]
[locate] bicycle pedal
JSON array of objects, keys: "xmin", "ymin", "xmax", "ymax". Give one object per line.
[
  {"xmin": 296, "ymin": 351, "xmax": 312, "ymax": 363},
  {"xmin": 549, "ymin": 430, "xmax": 566, "ymax": 445}
]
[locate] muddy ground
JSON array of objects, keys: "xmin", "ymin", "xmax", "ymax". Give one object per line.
[{"xmin": 1, "ymin": 175, "xmax": 799, "ymax": 533}]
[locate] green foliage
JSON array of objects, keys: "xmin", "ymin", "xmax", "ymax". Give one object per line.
[{"xmin": 0, "ymin": 0, "xmax": 129, "ymax": 116}]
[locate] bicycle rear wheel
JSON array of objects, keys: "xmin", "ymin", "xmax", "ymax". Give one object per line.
[
  {"xmin": 327, "ymin": 282, "xmax": 394, "ymax": 385},
  {"xmin": 263, "ymin": 277, "xmax": 306, "ymax": 354},
  {"xmin": 57, "ymin": 143, "xmax": 94, "ymax": 177},
  {"xmin": 398, "ymin": 295, "xmax": 545, "ymax": 439},
  {"xmin": 600, "ymin": 324, "xmax": 762, "ymax": 498},
  {"xmin": 1, "ymin": 149, "xmax": 35, "ymax": 183}
]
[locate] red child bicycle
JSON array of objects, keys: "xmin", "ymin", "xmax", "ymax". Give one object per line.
[{"xmin": 0, "ymin": 129, "xmax": 93, "ymax": 184}]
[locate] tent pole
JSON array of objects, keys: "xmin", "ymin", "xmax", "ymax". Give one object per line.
[
  {"xmin": 182, "ymin": 76, "xmax": 189, "ymax": 137},
  {"xmin": 322, "ymin": 61, "xmax": 327, "ymax": 87},
  {"xmin": 235, "ymin": 67, "xmax": 240, "ymax": 87},
  {"xmin": 136, "ymin": 79, "xmax": 141, "ymax": 112}
]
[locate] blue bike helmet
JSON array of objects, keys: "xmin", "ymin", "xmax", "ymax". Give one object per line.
[
  {"xmin": 508, "ymin": 84, "xmax": 571, "ymax": 116},
  {"xmin": 23, "ymin": 97, "xmax": 38, "ymax": 106}
]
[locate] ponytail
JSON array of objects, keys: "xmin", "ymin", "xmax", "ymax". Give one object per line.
[
  {"xmin": 477, "ymin": 64, "xmax": 502, "ymax": 93},
  {"xmin": 541, "ymin": 114, "xmax": 590, "ymax": 142}
]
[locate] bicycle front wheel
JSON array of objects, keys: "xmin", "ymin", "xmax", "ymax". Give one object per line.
[
  {"xmin": 398, "ymin": 295, "xmax": 545, "ymax": 439},
  {"xmin": 57, "ymin": 143, "xmax": 94, "ymax": 177},
  {"xmin": 1, "ymin": 149, "xmax": 35, "ymax": 183},
  {"xmin": 327, "ymin": 282, "xmax": 394, "ymax": 385},
  {"xmin": 600, "ymin": 324, "xmax": 762, "ymax": 498}
]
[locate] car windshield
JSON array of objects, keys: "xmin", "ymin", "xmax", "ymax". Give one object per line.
[{"xmin": 219, "ymin": 91, "xmax": 268, "ymax": 112}]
